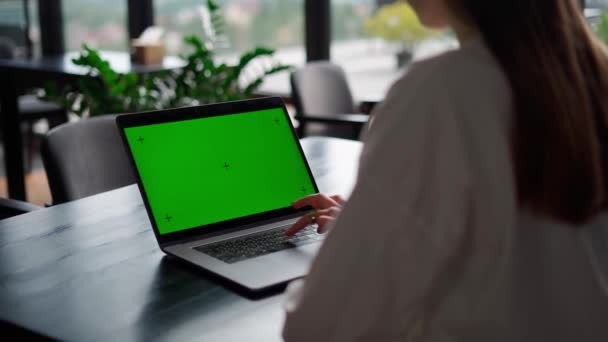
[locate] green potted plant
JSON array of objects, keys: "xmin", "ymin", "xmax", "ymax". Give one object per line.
[
  {"xmin": 364, "ymin": 1, "xmax": 435, "ymax": 68},
  {"xmin": 43, "ymin": 0, "xmax": 291, "ymax": 117}
]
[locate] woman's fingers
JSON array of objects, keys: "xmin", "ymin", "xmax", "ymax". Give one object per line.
[
  {"xmin": 292, "ymin": 194, "xmax": 339, "ymax": 210},
  {"xmin": 316, "ymin": 216, "xmax": 334, "ymax": 234},
  {"xmin": 287, "ymin": 193, "xmax": 345, "ymax": 236},
  {"xmin": 285, "ymin": 207, "xmax": 341, "ymax": 236},
  {"xmin": 285, "ymin": 214, "xmax": 314, "ymax": 236},
  {"xmin": 317, "ymin": 207, "xmax": 340, "ymax": 217},
  {"xmin": 329, "ymin": 195, "xmax": 345, "ymax": 206}
]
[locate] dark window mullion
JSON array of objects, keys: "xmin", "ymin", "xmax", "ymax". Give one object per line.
[
  {"xmin": 305, "ymin": 0, "xmax": 330, "ymax": 61},
  {"xmin": 38, "ymin": 0, "xmax": 64, "ymax": 56},
  {"xmin": 127, "ymin": 0, "xmax": 154, "ymax": 40}
]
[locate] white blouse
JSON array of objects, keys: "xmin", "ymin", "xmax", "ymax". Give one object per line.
[{"xmin": 282, "ymin": 38, "xmax": 608, "ymax": 341}]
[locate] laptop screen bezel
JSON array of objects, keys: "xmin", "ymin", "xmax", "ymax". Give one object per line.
[{"xmin": 116, "ymin": 97, "xmax": 319, "ymax": 246}]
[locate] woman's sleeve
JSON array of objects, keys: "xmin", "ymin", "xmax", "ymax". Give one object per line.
[{"xmin": 282, "ymin": 68, "xmax": 475, "ymax": 341}]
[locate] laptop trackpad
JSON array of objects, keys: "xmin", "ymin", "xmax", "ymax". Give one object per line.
[
  {"xmin": 167, "ymin": 240, "xmax": 323, "ymax": 291},
  {"xmin": 223, "ymin": 242, "xmax": 322, "ymax": 289}
]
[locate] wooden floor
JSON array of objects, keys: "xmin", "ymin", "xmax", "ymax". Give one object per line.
[{"xmin": 0, "ymin": 169, "xmax": 52, "ymax": 206}]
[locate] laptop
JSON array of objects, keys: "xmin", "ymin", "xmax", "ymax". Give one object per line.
[{"xmin": 116, "ymin": 97, "xmax": 324, "ymax": 292}]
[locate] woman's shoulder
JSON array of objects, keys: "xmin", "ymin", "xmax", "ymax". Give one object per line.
[
  {"xmin": 365, "ymin": 38, "xmax": 513, "ymax": 160},
  {"xmin": 389, "ymin": 38, "xmax": 511, "ymax": 107}
]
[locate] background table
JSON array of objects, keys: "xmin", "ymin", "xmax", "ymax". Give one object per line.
[
  {"xmin": 0, "ymin": 52, "xmax": 185, "ymax": 201},
  {"xmin": 0, "ymin": 136, "xmax": 362, "ymax": 341}
]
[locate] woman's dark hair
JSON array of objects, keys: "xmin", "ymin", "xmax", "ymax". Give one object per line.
[{"xmin": 455, "ymin": 0, "xmax": 608, "ymax": 224}]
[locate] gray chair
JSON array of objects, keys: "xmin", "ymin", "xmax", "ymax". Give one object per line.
[
  {"xmin": 41, "ymin": 115, "xmax": 136, "ymax": 205},
  {"xmin": 290, "ymin": 61, "xmax": 369, "ymax": 140},
  {"xmin": 0, "ymin": 197, "xmax": 42, "ymax": 220}
]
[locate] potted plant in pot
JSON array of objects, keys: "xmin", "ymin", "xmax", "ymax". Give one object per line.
[
  {"xmin": 42, "ymin": 0, "xmax": 291, "ymax": 117},
  {"xmin": 364, "ymin": 1, "xmax": 435, "ymax": 68}
]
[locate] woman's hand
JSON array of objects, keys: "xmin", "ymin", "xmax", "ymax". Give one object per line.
[{"xmin": 285, "ymin": 194, "xmax": 345, "ymax": 236}]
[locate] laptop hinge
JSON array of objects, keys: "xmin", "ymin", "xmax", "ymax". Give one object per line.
[{"xmin": 161, "ymin": 212, "xmax": 304, "ymax": 248}]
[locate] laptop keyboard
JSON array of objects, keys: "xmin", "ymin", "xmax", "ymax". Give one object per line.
[{"xmin": 194, "ymin": 224, "xmax": 324, "ymax": 264}]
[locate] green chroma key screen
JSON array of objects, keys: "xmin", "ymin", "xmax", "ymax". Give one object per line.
[{"xmin": 125, "ymin": 108, "xmax": 316, "ymax": 235}]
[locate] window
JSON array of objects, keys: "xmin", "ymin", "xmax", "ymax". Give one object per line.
[
  {"xmin": 587, "ymin": 1, "xmax": 608, "ymax": 44},
  {"xmin": 62, "ymin": 0, "xmax": 128, "ymax": 51},
  {"xmin": 27, "ymin": 0, "xmax": 40, "ymax": 57},
  {"xmin": 331, "ymin": 0, "xmax": 387, "ymax": 103},
  {"xmin": 155, "ymin": 0, "xmax": 304, "ymax": 58},
  {"xmin": 154, "ymin": 0, "xmax": 305, "ymax": 96},
  {"xmin": 331, "ymin": 0, "xmax": 456, "ymax": 104},
  {"xmin": 587, "ymin": 0, "xmax": 608, "ymax": 8},
  {"xmin": 0, "ymin": 0, "xmax": 40, "ymax": 57}
]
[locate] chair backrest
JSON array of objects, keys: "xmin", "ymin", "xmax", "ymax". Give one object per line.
[
  {"xmin": 41, "ymin": 115, "xmax": 136, "ymax": 205},
  {"xmin": 290, "ymin": 61, "xmax": 356, "ymax": 116},
  {"xmin": 290, "ymin": 61, "xmax": 362, "ymax": 139}
]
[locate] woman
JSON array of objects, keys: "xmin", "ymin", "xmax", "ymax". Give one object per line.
[{"xmin": 282, "ymin": 0, "xmax": 608, "ymax": 341}]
